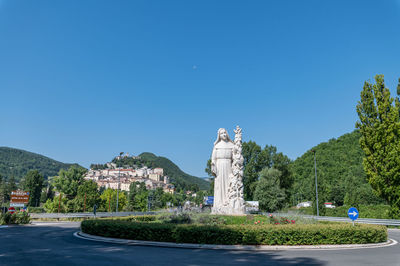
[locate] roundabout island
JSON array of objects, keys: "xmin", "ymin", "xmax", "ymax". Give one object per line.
[{"xmin": 78, "ymin": 213, "xmax": 388, "ymax": 247}]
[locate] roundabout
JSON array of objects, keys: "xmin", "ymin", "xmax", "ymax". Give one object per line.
[
  {"xmin": 74, "ymin": 230, "xmax": 398, "ymax": 251},
  {"xmin": 0, "ymin": 222, "xmax": 398, "ymax": 265}
]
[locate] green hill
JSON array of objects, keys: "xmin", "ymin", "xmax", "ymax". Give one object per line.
[
  {"xmin": 0, "ymin": 147, "xmax": 81, "ymax": 181},
  {"xmin": 290, "ymin": 130, "xmax": 384, "ymax": 207},
  {"xmin": 112, "ymin": 152, "xmax": 210, "ymax": 191}
]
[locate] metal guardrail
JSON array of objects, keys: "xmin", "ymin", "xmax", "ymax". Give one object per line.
[
  {"xmin": 30, "ymin": 211, "xmax": 400, "ymax": 226},
  {"xmin": 30, "ymin": 211, "xmax": 155, "ymax": 219},
  {"xmin": 271, "ymin": 212, "xmax": 400, "ymax": 226}
]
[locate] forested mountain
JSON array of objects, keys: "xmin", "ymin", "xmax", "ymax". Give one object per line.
[
  {"xmin": 0, "ymin": 147, "xmax": 81, "ymax": 181},
  {"xmin": 111, "ymin": 152, "xmax": 210, "ymax": 191},
  {"xmin": 290, "ymin": 130, "xmax": 384, "ymax": 207}
]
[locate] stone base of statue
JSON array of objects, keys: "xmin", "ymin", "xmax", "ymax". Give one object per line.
[{"xmin": 211, "ymin": 204, "xmax": 245, "ymax": 215}]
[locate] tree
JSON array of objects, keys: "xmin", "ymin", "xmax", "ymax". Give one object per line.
[
  {"xmin": 356, "ymin": 75, "xmax": 400, "ymax": 218},
  {"xmin": 43, "ymin": 194, "xmax": 68, "ymax": 213},
  {"xmin": 194, "ymin": 190, "xmax": 206, "ymax": 206},
  {"xmin": 71, "ymin": 180, "xmax": 100, "ymax": 212},
  {"xmin": 5, "ymin": 176, "xmax": 17, "ymax": 201},
  {"xmin": 24, "ymin": 170, "xmax": 44, "ymax": 207},
  {"xmin": 242, "ymin": 141, "xmax": 262, "ymax": 200},
  {"xmin": 254, "ymin": 168, "xmax": 286, "ymax": 212},
  {"xmin": 128, "ymin": 182, "xmax": 149, "ymax": 211},
  {"xmin": 100, "ymin": 188, "xmax": 127, "ymax": 212},
  {"xmin": 0, "ymin": 175, "xmax": 5, "ymax": 207},
  {"xmin": 53, "ymin": 166, "xmax": 87, "ymax": 200}
]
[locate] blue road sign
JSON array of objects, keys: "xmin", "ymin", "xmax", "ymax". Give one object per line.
[
  {"xmin": 347, "ymin": 207, "xmax": 359, "ymax": 221},
  {"xmin": 205, "ymin": 196, "xmax": 214, "ymax": 205}
]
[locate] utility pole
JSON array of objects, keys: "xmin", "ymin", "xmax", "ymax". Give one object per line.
[
  {"xmin": 116, "ymin": 152, "xmax": 123, "ymax": 213},
  {"xmin": 58, "ymin": 193, "xmax": 62, "ymax": 213},
  {"xmin": 312, "ymin": 150, "xmax": 319, "ymax": 216},
  {"xmin": 83, "ymin": 192, "xmax": 87, "ymax": 212},
  {"xmin": 108, "ymin": 193, "xmax": 111, "ymax": 212}
]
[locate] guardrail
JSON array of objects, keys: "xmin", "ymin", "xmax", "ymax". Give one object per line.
[
  {"xmin": 271, "ymin": 212, "xmax": 400, "ymax": 226},
  {"xmin": 29, "ymin": 211, "xmax": 400, "ymax": 226},
  {"xmin": 30, "ymin": 211, "xmax": 155, "ymax": 219}
]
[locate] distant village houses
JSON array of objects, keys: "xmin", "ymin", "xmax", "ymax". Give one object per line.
[{"xmin": 84, "ymin": 161, "xmax": 175, "ymax": 193}]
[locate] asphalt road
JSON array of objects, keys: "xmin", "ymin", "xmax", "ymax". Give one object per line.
[{"xmin": 0, "ymin": 222, "xmax": 399, "ymax": 266}]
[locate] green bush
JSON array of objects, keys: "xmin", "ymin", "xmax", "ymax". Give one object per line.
[
  {"xmin": 27, "ymin": 207, "xmax": 45, "ymax": 213},
  {"xmin": 0, "ymin": 212, "xmax": 30, "ymax": 225},
  {"xmin": 113, "ymin": 215, "xmax": 157, "ymax": 222},
  {"xmin": 81, "ymin": 220, "xmax": 175, "ymax": 242},
  {"xmin": 159, "ymin": 213, "xmax": 192, "ymax": 224},
  {"xmin": 15, "ymin": 212, "xmax": 31, "ymax": 224},
  {"xmin": 0, "ymin": 212, "xmax": 16, "ymax": 225},
  {"xmin": 81, "ymin": 219, "xmax": 387, "ymax": 245}
]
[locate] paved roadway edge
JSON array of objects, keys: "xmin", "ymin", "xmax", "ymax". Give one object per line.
[{"xmin": 74, "ymin": 231, "xmax": 398, "ymax": 251}]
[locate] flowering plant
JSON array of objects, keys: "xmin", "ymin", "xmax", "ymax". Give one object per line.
[{"xmin": 268, "ymin": 214, "xmax": 295, "ymax": 225}]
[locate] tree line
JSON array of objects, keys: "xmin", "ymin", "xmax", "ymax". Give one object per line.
[{"xmin": 1, "ymin": 166, "xmax": 206, "ymax": 213}]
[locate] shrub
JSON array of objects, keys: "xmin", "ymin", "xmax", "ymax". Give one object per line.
[
  {"xmin": 81, "ymin": 219, "xmax": 387, "ymax": 245},
  {"xmin": 27, "ymin": 207, "xmax": 45, "ymax": 213},
  {"xmin": 115, "ymin": 215, "xmax": 157, "ymax": 222},
  {"xmin": 81, "ymin": 220, "xmax": 175, "ymax": 242},
  {"xmin": 159, "ymin": 213, "xmax": 192, "ymax": 224},
  {"xmin": 0, "ymin": 212, "xmax": 30, "ymax": 225},
  {"xmin": 0, "ymin": 212, "xmax": 16, "ymax": 225},
  {"xmin": 15, "ymin": 212, "xmax": 31, "ymax": 224}
]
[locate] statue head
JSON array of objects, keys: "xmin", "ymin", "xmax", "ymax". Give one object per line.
[{"xmin": 214, "ymin": 128, "xmax": 233, "ymax": 145}]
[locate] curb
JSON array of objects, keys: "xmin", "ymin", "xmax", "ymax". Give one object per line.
[{"xmin": 74, "ymin": 231, "xmax": 398, "ymax": 251}]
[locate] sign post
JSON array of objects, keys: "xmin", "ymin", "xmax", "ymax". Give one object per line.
[
  {"xmin": 10, "ymin": 190, "xmax": 29, "ymax": 208},
  {"xmin": 347, "ymin": 207, "xmax": 359, "ymax": 226},
  {"xmin": 93, "ymin": 204, "xmax": 97, "ymax": 218}
]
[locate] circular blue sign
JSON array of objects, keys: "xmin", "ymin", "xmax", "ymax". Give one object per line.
[{"xmin": 347, "ymin": 207, "xmax": 359, "ymax": 221}]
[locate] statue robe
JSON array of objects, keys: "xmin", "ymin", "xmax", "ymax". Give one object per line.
[{"xmin": 212, "ymin": 140, "xmax": 234, "ymax": 211}]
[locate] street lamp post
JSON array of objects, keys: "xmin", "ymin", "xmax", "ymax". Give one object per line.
[
  {"xmin": 312, "ymin": 150, "xmax": 319, "ymax": 216},
  {"xmin": 116, "ymin": 152, "xmax": 123, "ymax": 213}
]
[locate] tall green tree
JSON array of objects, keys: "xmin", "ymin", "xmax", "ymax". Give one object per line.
[
  {"xmin": 205, "ymin": 159, "xmax": 215, "ymax": 195},
  {"xmin": 100, "ymin": 188, "xmax": 127, "ymax": 212},
  {"xmin": 356, "ymin": 75, "xmax": 400, "ymax": 218},
  {"xmin": 72, "ymin": 180, "xmax": 100, "ymax": 212},
  {"xmin": 242, "ymin": 141, "xmax": 261, "ymax": 200},
  {"xmin": 0, "ymin": 175, "xmax": 5, "ymax": 207},
  {"xmin": 53, "ymin": 166, "xmax": 87, "ymax": 200},
  {"xmin": 254, "ymin": 168, "xmax": 286, "ymax": 212},
  {"xmin": 5, "ymin": 176, "xmax": 17, "ymax": 201},
  {"xmin": 24, "ymin": 170, "xmax": 44, "ymax": 207}
]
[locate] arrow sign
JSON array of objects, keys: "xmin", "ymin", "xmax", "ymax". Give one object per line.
[{"xmin": 347, "ymin": 207, "xmax": 359, "ymax": 221}]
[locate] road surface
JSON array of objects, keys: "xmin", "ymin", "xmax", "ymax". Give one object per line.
[{"xmin": 0, "ymin": 222, "xmax": 399, "ymax": 266}]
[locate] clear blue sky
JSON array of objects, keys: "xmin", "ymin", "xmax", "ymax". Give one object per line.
[{"xmin": 1, "ymin": 0, "xmax": 399, "ymax": 177}]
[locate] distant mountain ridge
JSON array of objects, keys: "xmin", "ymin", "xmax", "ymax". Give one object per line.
[
  {"xmin": 290, "ymin": 130, "xmax": 383, "ymax": 206},
  {"xmin": 0, "ymin": 147, "xmax": 81, "ymax": 181}
]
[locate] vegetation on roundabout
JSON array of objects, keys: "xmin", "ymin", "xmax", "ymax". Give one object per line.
[
  {"xmin": 0, "ymin": 212, "xmax": 30, "ymax": 225},
  {"xmin": 81, "ymin": 213, "xmax": 387, "ymax": 245}
]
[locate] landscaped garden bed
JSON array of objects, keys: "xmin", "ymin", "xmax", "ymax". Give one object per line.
[{"xmin": 80, "ymin": 214, "xmax": 387, "ymax": 245}]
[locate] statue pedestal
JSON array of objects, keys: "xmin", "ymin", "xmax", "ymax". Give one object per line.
[{"xmin": 211, "ymin": 205, "xmax": 245, "ymax": 215}]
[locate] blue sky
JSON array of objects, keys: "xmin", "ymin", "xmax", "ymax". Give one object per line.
[{"xmin": 0, "ymin": 0, "xmax": 399, "ymax": 177}]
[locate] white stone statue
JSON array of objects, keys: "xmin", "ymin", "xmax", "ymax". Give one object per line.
[
  {"xmin": 211, "ymin": 126, "xmax": 245, "ymax": 215},
  {"xmin": 228, "ymin": 126, "xmax": 245, "ymax": 214}
]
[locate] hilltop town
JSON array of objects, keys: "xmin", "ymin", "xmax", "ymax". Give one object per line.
[{"xmin": 84, "ymin": 153, "xmax": 175, "ymax": 193}]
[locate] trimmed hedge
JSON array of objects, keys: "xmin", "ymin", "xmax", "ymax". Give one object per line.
[{"xmin": 81, "ymin": 219, "xmax": 387, "ymax": 245}]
